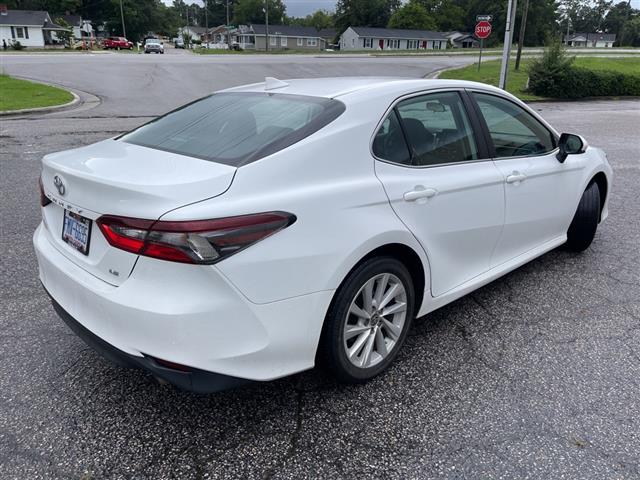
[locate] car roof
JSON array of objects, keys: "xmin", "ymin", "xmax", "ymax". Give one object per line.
[{"xmin": 221, "ymin": 77, "xmax": 509, "ymax": 103}]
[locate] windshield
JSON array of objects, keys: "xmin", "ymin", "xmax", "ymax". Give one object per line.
[{"xmin": 119, "ymin": 92, "xmax": 345, "ymax": 166}]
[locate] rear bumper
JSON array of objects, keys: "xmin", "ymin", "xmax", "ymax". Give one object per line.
[
  {"xmin": 34, "ymin": 223, "xmax": 333, "ymax": 388},
  {"xmin": 47, "ymin": 293, "xmax": 249, "ymax": 393}
]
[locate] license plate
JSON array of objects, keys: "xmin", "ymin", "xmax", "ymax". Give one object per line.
[{"xmin": 62, "ymin": 210, "xmax": 92, "ymax": 255}]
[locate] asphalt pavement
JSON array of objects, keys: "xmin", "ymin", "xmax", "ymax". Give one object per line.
[{"xmin": 0, "ymin": 52, "xmax": 639, "ymax": 479}]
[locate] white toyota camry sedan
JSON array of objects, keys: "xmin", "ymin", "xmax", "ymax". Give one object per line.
[{"xmin": 35, "ymin": 77, "xmax": 612, "ymax": 392}]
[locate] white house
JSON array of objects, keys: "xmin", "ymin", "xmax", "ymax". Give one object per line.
[
  {"xmin": 564, "ymin": 32, "xmax": 616, "ymax": 48},
  {"xmin": 178, "ymin": 25, "xmax": 208, "ymax": 42},
  {"xmin": 445, "ymin": 31, "xmax": 479, "ymax": 48},
  {"xmin": 250, "ymin": 24, "xmax": 325, "ymax": 51},
  {"xmin": 340, "ymin": 26, "xmax": 448, "ymax": 51},
  {"xmin": 0, "ymin": 7, "xmax": 66, "ymax": 47}
]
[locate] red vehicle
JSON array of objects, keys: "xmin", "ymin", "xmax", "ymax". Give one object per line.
[{"xmin": 103, "ymin": 36, "xmax": 133, "ymax": 50}]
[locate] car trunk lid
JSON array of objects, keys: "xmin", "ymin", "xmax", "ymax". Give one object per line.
[{"xmin": 40, "ymin": 139, "xmax": 236, "ymax": 285}]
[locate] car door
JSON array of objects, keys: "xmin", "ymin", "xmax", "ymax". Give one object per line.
[
  {"xmin": 373, "ymin": 90, "xmax": 505, "ymax": 297},
  {"xmin": 469, "ymin": 91, "xmax": 586, "ymax": 266}
]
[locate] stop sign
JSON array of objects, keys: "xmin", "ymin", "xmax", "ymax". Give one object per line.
[{"xmin": 475, "ymin": 21, "xmax": 492, "ymax": 39}]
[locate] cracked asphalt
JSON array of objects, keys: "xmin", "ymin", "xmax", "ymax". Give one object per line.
[{"xmin": 1, "ymin": 53, "xmax": 639, "ymax": 479}]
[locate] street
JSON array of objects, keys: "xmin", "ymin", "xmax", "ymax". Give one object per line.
[{"xmin": 1, "ymin": 53, "xmax": 639, "ymax": 479}]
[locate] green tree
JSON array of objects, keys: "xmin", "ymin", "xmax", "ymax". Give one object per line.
[
  {"xmin": 388, "ymin": 1, "xmax": 436, "ymax": 30},
  {"xmin": 306, "ymin": 9, "xmax": 334, "ymax": 30},
  {"xmin": 622, "ymin": 16, "xmax": 640, "ymax": 47},
  {"xmin": 286, "ymin": 9, "xmax": 334, "ymax": 29},
  {"xmin": 565, "ymin": 0, "xmax": 612, "ymax": 33},
  {"xmin": 234, "ymin": 0, "xmax": 286, "ymax": 25},
  {"xmin": 335, "ymin": 0, "xmax": 401, "ymax": 32},
  {"xmin": 603, "ymin": 2, "xmax": 640, "ymax": 46},
  {"xmin": 413, "ymin": 0, "xmax": 464, "ymax": 30},
  {"xmin": 54, "ymin": 17, "xmax": 74, "ymax": 46}
]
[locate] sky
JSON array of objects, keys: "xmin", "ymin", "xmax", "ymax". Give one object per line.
[
  {"xmin": 169, "ymin": 0, "xmax": 639, "ymax": 19},
  {"xmin": 284, "ymin": 0, "xmax": 335, "ymax": 17}
]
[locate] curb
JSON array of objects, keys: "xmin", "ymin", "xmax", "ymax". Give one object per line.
[
  {"xmin": 0, "ymin": 79, "xmax": 80, "ymax": 116},
  {"xmin": 0, "ymin": 75, "xmax": 102, "ymax": 119},
  {"xmin": 424, "ymin": 64, "xmax": 469, "ymax": 79}
]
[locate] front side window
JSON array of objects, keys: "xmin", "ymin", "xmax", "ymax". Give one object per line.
[
  {"xmin": 363, "ymin": 38, "xmax": 373, "ymax": 48},
  {"xmin": 270, "ymin": 36, "xmax": 277, "ymax": 46},
  {"xmin": 307, "ymin": 38, "xmax": 317, "ymax": 46},
  {"xmin": 473, "ymin": 92, "xmax": 556, "ymax": 158},
  {"xmin": 119, "ymin": 93, "xmax": 345, "ymax": 166},
  {"xmin": 281, "ymin": 36, "xmax": 287, "ymax": 46},
  {"xmin": 395, "ymin": 91, "xmax": 479, "ymax": 166},
  {"xmin": 16, "ymin": 27, "xmax": 24, "ymax": 38},
  {"xmin": 297, "ymin": 37, "xmax": 303, "ymax": 46}
]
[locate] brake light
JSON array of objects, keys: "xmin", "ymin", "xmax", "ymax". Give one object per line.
[
  {"xmin": 39, "ymin": 177, "xmax": 52, "ymax": 207},
  {"xmin": 96, "ymin": 212, "xmax": 296, "ymax": 264}
]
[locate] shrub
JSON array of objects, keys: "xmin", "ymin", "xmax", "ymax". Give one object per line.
[
  {"xmin": 55, "ymin": 17, "xmax": 74, "ymax": 47},
  {"xmin": 528, "ymin": 40, "xmax": 640, "ymax": 98},
  {"xmin": 527, "ymin": 39, "xmax": 575, "ymax": 96},
  {"xmin": 532, "ymin": 66, "xmax": 640, "ymax": 98},
  {"xmin": 10, "ymin": 40, "xmax": 24, "ymax": 50}
]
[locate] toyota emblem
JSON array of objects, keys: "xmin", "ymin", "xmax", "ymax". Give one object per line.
[{"xmin": 53, "ymin": 175, "xmax": 66, "ymax": 196}]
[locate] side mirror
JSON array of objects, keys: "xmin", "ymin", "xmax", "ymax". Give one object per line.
[{"xmin": 557, "ymin": 133, "xmax": 588, "ymax": 163}]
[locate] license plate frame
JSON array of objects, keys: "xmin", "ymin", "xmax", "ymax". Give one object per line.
[{"xmin": 62, "ymin": 210, "xmax": 92, "ymax": 256}]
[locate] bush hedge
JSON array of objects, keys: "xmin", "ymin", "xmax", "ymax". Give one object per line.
[
  {"xmin": 530, "ymin": 65, "xmax": 640, "ymax": 99},
  {"xmin": 528, "ymin": 41, "xmax": 640, "ymax": 98}
]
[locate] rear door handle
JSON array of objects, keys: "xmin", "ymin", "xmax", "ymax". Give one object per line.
[
  {"xmin": 506, "ymin": 172, "xmax": 527, "ymax": 184},
  {"xmin": 403, "ymin": 186, "xmax": 438, "ymax": 202}
]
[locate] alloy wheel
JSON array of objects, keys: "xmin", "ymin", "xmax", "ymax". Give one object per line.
[{"xmin": 343, "ymin": 273, "xmax": 408, "ymax": 369}]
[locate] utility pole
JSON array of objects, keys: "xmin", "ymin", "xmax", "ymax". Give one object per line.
[
  {"xmin": 264, "ymin": 0, "xmax": 269, "ymax": 52},
  {"xmin": 515, "ymin": 0, "xmax": 529, "ymax": 71},
  {"xmin": 226, "ymin": 0, "xmax": 230, "ymax": 48},
  {"xmin": 265, "ymin": 0, "xmax": 270, "ymax": 52},
  {"xmin": 498, "ymin": 0, "xmax": 518, "ymax": 90},
  {"xmin": 119, "ymin": 0, "xmax": 126, "ymax": 38}
]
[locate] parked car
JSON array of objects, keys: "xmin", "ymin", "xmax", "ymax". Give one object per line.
[
  {"xmin": 35, "ymin": 78, "xmax": 612, "ymax": 393},
  {"xmin": 174, "ymin": 37, "xmax": 185, "ymax": 49},
  {"xmin": 103, "ymin": 36, "xmax": 133, "ymax": 50},
  {"xmin": 144, "ymin": 39, "xmax": 164, "ymax": 54}
]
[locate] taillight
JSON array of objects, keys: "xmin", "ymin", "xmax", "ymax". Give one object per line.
[
  {"xmin": 39, "ymin": 177, "xmax": 52, "ymax": 207},
  {"xmin": 96, "ymin": 212, "xmax": 296, "ymax": 264}
]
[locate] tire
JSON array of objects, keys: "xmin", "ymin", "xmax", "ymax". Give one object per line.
[
  {"xmin": 319, "ymin": 257, "xmax": 415, "ymax": 383},
  {"xmin": 566, "ymin": 181, "xmax": 601, "ymax": 252}
]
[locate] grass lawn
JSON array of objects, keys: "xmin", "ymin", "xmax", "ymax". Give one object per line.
[
  {"xmin": 439, "ymin": 57, "xmax": 640, "ymax": 102},
  {"xmin": 0, "ymin": 75, "xmax": 74, "ymax": 112}
]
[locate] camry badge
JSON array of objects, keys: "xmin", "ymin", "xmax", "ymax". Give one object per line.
[{"xmin": 53, "ymin": 175, "xmax": 66, "ymax": 196}]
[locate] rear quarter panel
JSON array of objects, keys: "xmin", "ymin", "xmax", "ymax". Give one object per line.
[{"xmin": 160, "ymin": 100, "xmax": 430, "ymax": 305}]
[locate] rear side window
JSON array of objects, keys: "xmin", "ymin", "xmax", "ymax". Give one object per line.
[
  {"xmin": 473, "ymin": 92, "xmax": 556, "ymax": 158},
  {"xmin": 119, "ymin": 92, "xmax": 345, "ymax": 166},
  {"xmin": 373, "ymin": 110, "xmax": 411, "ymax": 165}
]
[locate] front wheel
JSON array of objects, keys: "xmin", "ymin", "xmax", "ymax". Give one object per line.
[
  {"xmin": 319, "ymin": 257, "xmax": 415, "ymax": 383},
  {"xmin": 566, "ymin": 181, "xmax": 601, "ymax": 252}
]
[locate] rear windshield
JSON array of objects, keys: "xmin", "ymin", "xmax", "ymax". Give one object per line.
[{"xmin": 119, "ymin": 92, "xmax": 346, "ymax": 166}]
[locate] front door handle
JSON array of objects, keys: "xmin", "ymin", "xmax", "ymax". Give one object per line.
[
  {"xmin": 403, "ymin": 186, "xmax": 438, "ymax": 202},
  {"xmin": 506, "ymin": 171, "xmax": 527, "ymax": 184}
]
